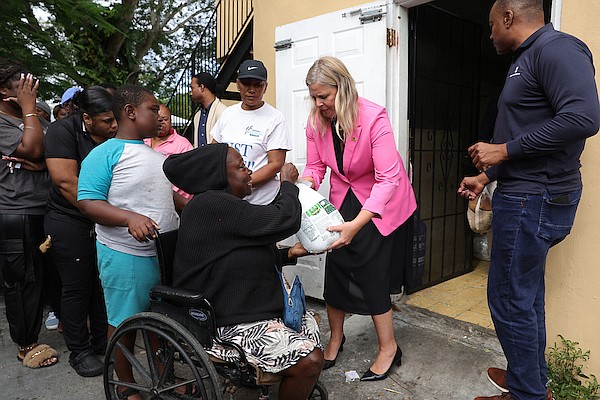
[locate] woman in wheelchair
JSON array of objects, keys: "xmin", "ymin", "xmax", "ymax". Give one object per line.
[{"xmin": 163, "ymin": 143, "xmax": 324, "ymax": 400}]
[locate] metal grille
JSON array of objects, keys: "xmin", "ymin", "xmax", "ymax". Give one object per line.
[
  {"xmin": 407, "ymin": 5, "xmax": 481, "ymax": 292},
  {"xmin": 166, "ymin": 8, "xmax": 217, "ymax": 127}
]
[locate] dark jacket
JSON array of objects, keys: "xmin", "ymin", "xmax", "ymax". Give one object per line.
[
  {"xmin": 163, "ymin": 144, "xmax": 302, "ymax": 327},
  {"xmin": 487, "ymin": 23, "xmax": 600, "ymax": 194}
]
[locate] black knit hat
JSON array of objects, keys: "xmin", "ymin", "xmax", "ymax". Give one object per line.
[{"xmin": 163, "ymin": 143, "xmax": 229, "ymax": 195}]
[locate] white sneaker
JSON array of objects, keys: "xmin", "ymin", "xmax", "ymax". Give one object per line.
[{"xmin": 45, "ymin": 311, "xmax": 59, "ymax": 330}]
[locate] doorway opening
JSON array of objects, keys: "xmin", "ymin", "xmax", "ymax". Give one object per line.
[{"xmin": 405, "ymin": 0, "xmax": 552, "ymax": 328}]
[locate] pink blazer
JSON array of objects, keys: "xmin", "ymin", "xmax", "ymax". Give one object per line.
[{"xmin": 303, "ymin": 98, "xmax": 417, "ymax": 236}]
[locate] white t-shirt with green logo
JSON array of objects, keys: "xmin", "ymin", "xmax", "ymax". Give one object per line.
[{"xmin": 212, "ymin": 102, "xmax": 292, "ymax": 205}]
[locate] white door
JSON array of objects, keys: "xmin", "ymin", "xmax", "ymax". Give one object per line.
[
  {"xmin": 275, "ymin": 2, "xmax": 390, "ymax": 299},
  {"xmin": 276, "ymin": 1, "xmax": 389, "ymax": 168}
]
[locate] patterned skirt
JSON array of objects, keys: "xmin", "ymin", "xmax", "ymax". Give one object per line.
[{"xmin": 206, "ymin": 310, "xmax": 321, "ymax": 373}]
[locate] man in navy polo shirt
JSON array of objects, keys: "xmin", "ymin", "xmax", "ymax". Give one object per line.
[{"xmin": 458, "ymin": 1, "xmax": 600, "ymax": 399}]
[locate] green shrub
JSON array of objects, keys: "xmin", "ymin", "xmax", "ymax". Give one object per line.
[{"xmin": 547, "ymin": 335, "xmax": 600, "ymax": 400}]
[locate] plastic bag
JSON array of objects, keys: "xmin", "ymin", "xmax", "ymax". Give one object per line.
[
  {"xmin": 473, "ymin": 233, "xmax": 490, "ymax": 261},
  {"xmin": 295, "ymin": 181, "xmax": 345, "ymax": 253},
  {"xmin": 467, "ymin": 182, "xmax": 496, "ymax": 234}
]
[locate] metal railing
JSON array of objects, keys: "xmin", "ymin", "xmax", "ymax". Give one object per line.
[
  {"xmin": 166, "ymin": 0, "xmax": 254, "ymax": 133},
  {"xmin": 166, "ymin": 8, "xmax": 217, "ymax": 130},
  {"xmin": 217, "ymin": 0, "xmax": 253, "ymax": 66}
]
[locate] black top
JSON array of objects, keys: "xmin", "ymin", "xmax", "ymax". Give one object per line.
[
  {"xmin": 0, "ymin": 114, "xmax": 50, "ymax": 215},
  {"xmin": 44, "ymin": 113, "xmax": 100, "ymax": 226},
  {"xmin": 172, "ymin": 182, "xmax": 301, "ymax": 327},
  {"xmin": 331, "ymin": 120, "xmax": 345, "ymax": 176},
  {"xmin": 486, "ymin": 23, "xmax": 600, "ymax": 195},
  {"xmin": 163, "ymin": 144, "xmax": 301, "ymax": 326}
]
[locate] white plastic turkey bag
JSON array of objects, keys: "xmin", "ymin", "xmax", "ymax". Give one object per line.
[{"xmin": 295, "ymin": 180, "xmax": 345, "ymax": 253}]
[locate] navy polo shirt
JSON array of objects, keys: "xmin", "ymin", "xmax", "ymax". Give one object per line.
[{"xmin": 487, "ymin": 23, "xmax": 600, "ymax": 195}]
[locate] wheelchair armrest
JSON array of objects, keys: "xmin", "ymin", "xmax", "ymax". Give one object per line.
[{"xmin": 150, "ymin": 285, "xmax": 206, "ymax": 305}]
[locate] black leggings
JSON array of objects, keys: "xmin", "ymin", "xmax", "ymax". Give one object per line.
[
  {"xmin": 0, "ymin": 214, "xmax": 45, "ymax": 347},
  {"xmin": 44, "ymin": 212, "xmax": 108, "ymax": 354}
]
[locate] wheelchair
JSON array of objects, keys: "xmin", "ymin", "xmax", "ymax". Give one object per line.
[{"xmin": 103, "ymin": 229, "xmax": 328, "ymax": 400}]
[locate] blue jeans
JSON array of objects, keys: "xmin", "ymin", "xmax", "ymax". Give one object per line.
[{"xmin": 489, "ymin": 189, "xmax": 581, "ymax": 400}]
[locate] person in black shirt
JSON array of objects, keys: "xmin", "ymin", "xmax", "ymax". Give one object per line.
[
  {"xmin": 0, "ymin": 57, "xmax": 57, "ymax": 369},
  {"xmin": 44, "ymin": 86, "xmax": 117, "ymax": 377},
  {"xmin": 458, "ymin": 1, "xmax": 600, "ymax": 400},
  {"xmin": 164, "ymin": 144, "xmax": 324, "ymax": 400}
]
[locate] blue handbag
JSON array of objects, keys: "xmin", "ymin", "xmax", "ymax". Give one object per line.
[{"xmin": 278, "ymin": 270, "xmax": 306, "ymax": 333}]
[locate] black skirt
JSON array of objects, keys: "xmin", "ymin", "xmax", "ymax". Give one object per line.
[{"xmin": 324, "ymin": 190, "xmax": 410, "ymax": 315}]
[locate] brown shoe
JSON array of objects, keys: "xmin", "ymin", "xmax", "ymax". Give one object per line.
[
  {"xmin": 487, "ymin": 367, "xmax": 508, "ymax": 392},
  {"xmin": 486, "ymin": 368, "xmax": 555, "ymax": 400},
  {"xmin": 474, "ymin": 393, "xmax": 513, "ymax": 400}
]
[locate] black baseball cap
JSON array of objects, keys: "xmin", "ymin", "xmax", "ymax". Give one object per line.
[{"xmin": 237, "ymin": 60, "xmax": 267, "ymax": 81}]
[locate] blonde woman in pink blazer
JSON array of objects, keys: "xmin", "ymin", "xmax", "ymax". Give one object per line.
[{"xmin": 302, "ymin": 56, "xmax": 417, "ymax": 382}]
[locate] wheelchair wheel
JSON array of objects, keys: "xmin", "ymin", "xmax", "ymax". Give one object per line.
[
  {"xmin": 309, "ymin": 380, "xmax": 328, "ymax": 400},
  {"xmin": 104, "ymin": 312, "xmax": 223, "ymax": 399}
]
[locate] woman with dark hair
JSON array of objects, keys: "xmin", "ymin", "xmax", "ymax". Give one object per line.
[
  {"xmin": 44, "ymin": 85, "xmax": 117, "ymax": 377},
  {"xmin": 0, "ymin": 57, "xmax": 59, "ymax": 369}
]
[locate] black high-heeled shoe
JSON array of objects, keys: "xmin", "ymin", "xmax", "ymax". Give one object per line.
[
  {"xmin": 322, "ymin": 334, "xmax": 346, "ymax": 370},
  {"xmin": 360, "ymin": 345, "xmax": 402, "ymax": 381}
]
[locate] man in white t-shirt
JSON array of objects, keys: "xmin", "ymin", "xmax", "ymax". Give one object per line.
[{"xmin": 211, "ymin": 59, "xmax": 292, "ymax": 205}]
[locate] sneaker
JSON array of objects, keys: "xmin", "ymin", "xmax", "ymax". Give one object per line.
[
  {"xmin": 486, "ymin": 368, "xmax": 555, "ymax": 400},
  {"xmin": 45, "ymin": 312, "xmax": 59, "ymax": 330}
]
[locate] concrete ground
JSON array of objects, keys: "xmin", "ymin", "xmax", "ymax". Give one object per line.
[{"xmin": 0, "ymin": 293, "xmax": 506, "ymax": 400}]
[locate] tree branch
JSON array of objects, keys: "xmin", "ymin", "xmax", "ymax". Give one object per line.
[
  {"xmin": 163, "ymin": 11, "xmax": 204, "ymax": 35},
  {"xmin": 105, "ymin": 0, "xmax": 139, "ymax": 64}
]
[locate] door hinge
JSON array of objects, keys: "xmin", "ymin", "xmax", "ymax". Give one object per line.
[
  {"xmin": 387, "ymin": 28, "xmax": 398, "ymax": 47},
  {"xmin": 274, "ymin": 39, "xmax": 293, "ymax": 51}
]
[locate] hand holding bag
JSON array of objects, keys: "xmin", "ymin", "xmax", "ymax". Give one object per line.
[
  {"xmin": 278, "ymin": 270, "xmax": 306, "ymax": 333},
  {"xmin": 467, "ymin": 182, "xmax": 496, "ymax": 234},
  {"xmin": 295, "ymin": 180, "xmax": 345, "ymax": 253}
]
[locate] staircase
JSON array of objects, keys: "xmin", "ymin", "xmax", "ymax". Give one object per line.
[{"xmin": 166, "ymin": 0, "xmax": 253, "ymax": 128}]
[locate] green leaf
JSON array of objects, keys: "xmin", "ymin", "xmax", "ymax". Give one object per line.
[{"xmin": 0, "ymin": 0, "xmax": 213, "ymax": 101}]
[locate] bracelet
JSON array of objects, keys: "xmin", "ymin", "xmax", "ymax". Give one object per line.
[{"xmin": 24, "ymin": 113, "xmax": 37, "ymax": 118}]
